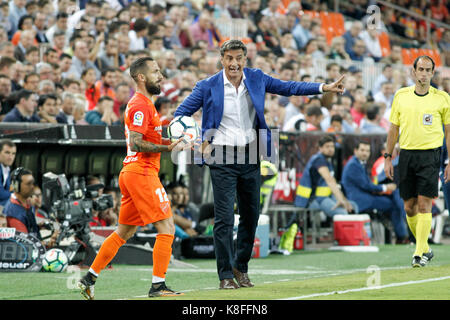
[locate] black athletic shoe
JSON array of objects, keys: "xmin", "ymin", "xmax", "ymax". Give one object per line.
[
  {"xmin": 421, "ymin": 249, "xmax": 434, "ymax": 266},
  {"xmin": 148, "ymin": 282, "xmax": 184, "ymax": 297},
  {"xmin": 78, "ymin": 272, "xmax": 96, "ymax": 300},
  {"xmin": 412, "ymin": 256, "xmax": 424, "ymax": 268}
]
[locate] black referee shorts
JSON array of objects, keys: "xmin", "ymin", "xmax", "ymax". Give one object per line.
[{"xmin": 398, "ymin": 148, "xmax": 441, "ymax": 200}]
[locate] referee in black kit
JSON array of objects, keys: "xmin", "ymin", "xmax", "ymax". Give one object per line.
[{"xmin": 385, "ymin": 55, "xmax": 450, "ymax": 268}]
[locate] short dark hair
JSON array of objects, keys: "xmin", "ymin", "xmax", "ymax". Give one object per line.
[
  {"xmin": 366, "ymin": 104, "xmax": 380, "ymax": 121},
  {"xmin": 133, "ymin": 18, "xmax": 149, "ymax": 32},
  {"xmin": 24, "ymin": 72, "xmax": 39, "ymax": 83},
  {"xmin": 330, "ymin": 114, "xmax": 343, "ymax": 123},
  {"xmin": 0, "ymin": 139, "xmax": 16, "ymax": 152},
  {"xmin": 306, "ymin": 105, "xmax": 322, "ymax": 117},
  {"xmin": 155, "ymin": 97, "xmax": 170, "ymax": 112},
  {"xmin": 220, "ymin": 39, "xmax": 247, "ymax": 57},
  {"xmin": 129, "ymin": 57, "xmax": 154, "ymax": 82},
  {"xmin": 98, "ymin": 96, "xmax": 114, "ymax": 104},
  {"xmin": 60, "ymin": 53, "xmax": 72, "ymax": 60},
  {"xmin": 413, "ymin": 55, "xmax": 435, "ymax": 71},
  {"xmin": 38, "ymin": 94, "xmax": 57, "ymax": 108},
  {"xmin": 318, "ymin": 135, "xmax": 335, "ymax": 147},
  {"xmin": 17, "ymin": 89, "xmax": 35, "ymax": 104},
  {"xmin": 354, "ymin": 139, "xmax": 370, "ymax": 150},
  {"xmin": 0, "ymin": 56, "xmax": 16, "ymax": 70}
]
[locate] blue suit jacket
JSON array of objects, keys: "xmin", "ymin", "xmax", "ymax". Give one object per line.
[
  {"xmin": 174, "ymin": 68, "xmax": 322, "ymax": 158},
  {"xmin": 0, "ymin": 168, "xmax": 11, "ymax": 206},
  {"xmin": 341, "ymin": 156, "xmax": 384, "ymax": 211}
]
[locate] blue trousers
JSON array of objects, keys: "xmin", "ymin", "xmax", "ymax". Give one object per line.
[
  {"xmin": 310, "ymin": 196, "xmax": 359, "ymax": 217},
  {"xmin": 209, "ymin": 161, "xmax": 260, "ymax": 280},
  {"xmin": 355, "ymin": 190, "xmax": 408, "ymax": 239}
]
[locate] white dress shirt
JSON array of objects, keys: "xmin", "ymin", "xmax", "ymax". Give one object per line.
[
  {"xmin": 213, "ymin": 70, "xmax": 256, "ymax": 147},
  {"xmin": 1, "ymin": 164, "xmax": 10, "ymax": 187}
]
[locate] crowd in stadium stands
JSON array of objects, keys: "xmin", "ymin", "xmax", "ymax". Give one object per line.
[
  {"xmin": 0, "ymin": 0, "xmax": 447, "ymax": 132},
  {"xmin": 0, "ymin": 0, "xmax": 448, "ymax": 240}
]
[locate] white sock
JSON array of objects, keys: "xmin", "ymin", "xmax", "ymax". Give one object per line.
[
  {"xmin": 89, "ymin": 268, "xmax": 98, "ymax": 277},
  {"xmin": 152, "ymin": 275, "xmax": 165, "ymax": 284}
]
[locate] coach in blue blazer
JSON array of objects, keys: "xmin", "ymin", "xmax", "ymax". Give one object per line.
[
  {"xmin": 341, "ymin": 140, "xmax": 408, "ymax": 241},
  {"xmin": 175, "ymin": 40, "xmax": 346, "ymax": 289}
]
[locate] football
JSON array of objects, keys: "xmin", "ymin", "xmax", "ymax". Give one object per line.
[
  {"xmin": 168, "ymin": 116, "xmax": 200, "ymax": 143},
  {"xmin": 42, "ymin": 248, "xmax": 68, "ymax": 272}
]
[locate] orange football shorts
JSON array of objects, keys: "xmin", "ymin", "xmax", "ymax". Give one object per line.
[{"xmin": 118, "ymin": 171, "xmax": 172, "ymax": 226}]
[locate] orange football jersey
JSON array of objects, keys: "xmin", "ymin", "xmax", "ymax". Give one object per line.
[{"xmin": 122, "ymin": 92, "xmax": 163, "ymax": 175}]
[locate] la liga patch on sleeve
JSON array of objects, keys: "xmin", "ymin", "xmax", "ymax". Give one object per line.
[{"xmin": 133, "ymin": 111, "xmax": 144, "ymax": 126}]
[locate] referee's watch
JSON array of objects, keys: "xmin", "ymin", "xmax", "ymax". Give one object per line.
[{"xmin": 384, "ymin": 153, "xmax": 392, "ymax": 159}]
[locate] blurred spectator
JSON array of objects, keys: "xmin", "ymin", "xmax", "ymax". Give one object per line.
[
  {"xmin": 33, "ymin": 12, "xmax": 49, "ymax": 43},
  {"xmin": 2, "ymin": 89, "xmax": 40, "ymax": 123},
  {"xmin": 155, "ymin": 97, "xmax": 172, "ymax": 126},
  {"xmin": 0, "ymin": 139, "xmax": 16, "ymax": 206},
  {"xmin": 359, "ymin": 27, "xmax": 382, "ymax": 62},
  {"xmin": 350, "ymin": 88, "xmax": 367, "ymax": 127},
  {"xmin": 359, "ymin": 104, "xmax": 386, "ymax": 134},
  {"xmin": 343, "ymin": 21, "xmax": 363, "ymax": 55},
  {"xmin": 37, "ymin": 94, "xmax": 58, "ymax": 124},
  {"xmin": 0, "ymin": 42, "xmax": 14, "ymax": 58},
  {"xmin": 380, "ymin": 45, "xmax": 403, "ymax": 66},
  {"xmin": 372, "ymin": 64, "xmax": 394, "ymax": 96},
  {"xmin": 292, "ymin": 13, "xmax": 312, "ymax": 50},
  {"xmin": 283, "ymin": 95, "xmax": 305, "ymax": 130},
  {"xmin": 22, "ymin": 72, "xmax": 39, "ymax": 92},
  {"xmin": 113, "ymin": 82, "xmax": 131, "ymax": 117},
  {"xmin": 0, "ymin": 74, "xmax": 12, "ymax": 114},
  {"xmin": 188, "ymin": 10, "xmax": 220, "ymax": 50},
  {"xmin": 374, "ymin": 81, "xmax": 394, "ymax": 117},
  {"xmin": 56, "ymin": 92, "xmax": 76, "ymax": 124},
  {"xmin": 327, "ymin": 114, "xmax": 343, "ymax": 133},
  {"xmin": 8, "ymin": 0, "xmax": 28, "ymax": 36},
  {"xmin": 14, "ymin": 29, "xmax": 35, "ymax": 62},
  {"xmin": 82, "ymin": 67, "xmax": 100, "ymax": 111},
  {"xmin": 85, "ymin": 95, "xmax": 117, "ymax": 125},
  {"xmin": 95, "ymin": 68, "xmax": 117, "ymax": 102},
  {"xmin": 129, "ymin": 18, "xmax": 148, "ymax": 51},
  {"xmin": 349, "ymin": 39, "xmax": 373, "ymax": 63},
  {"xmin": 168, "ymin": 182, "xmax": 198, "ymax": 238},
  {"xmin": 67, "ymin": 40, "xmax": 101, "ymax": 80},
  {"xmin": 73, "ymin": 98, "xmax": 88, "ymax": 125},
  {"xmin": 304, "ymin": 105, "xmax": 323, "ymax": 131},
  {"xmin": 11, "ymin": 14, "xmax": 35, "ymax": 46}
]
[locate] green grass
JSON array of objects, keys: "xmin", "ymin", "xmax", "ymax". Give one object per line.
[{"xmin": 1, "ymin": 244, "xmax": 450, "ymax": 300}]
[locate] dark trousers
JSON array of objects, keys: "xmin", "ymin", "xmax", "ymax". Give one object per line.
[{"xmin": 208, "ymin": 153, "xmax": 260, "ymax": 280}]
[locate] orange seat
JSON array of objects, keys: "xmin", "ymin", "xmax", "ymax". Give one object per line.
[
  {"xmin": 409, "ymin": 48, "xmax": 420, "ymax": 62},
  {"xmin": 329, "ymin": 12, "xmax": 345, "ymax": 36},
  {"xmin": 432, "ymin": 49, "xmax": 442, "ymax": 67},
  {"xmin": 378, "ymin": 32, "xmax": 391, "ymax": 57},
  {"xmin": 402, "ymin": 48, "xmax": 413, "ymax": 65}
]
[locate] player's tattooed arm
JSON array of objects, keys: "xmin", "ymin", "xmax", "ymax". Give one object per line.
[{"xmin": 129, "ymin": 131, "xmax": 170, "ymax": 153}]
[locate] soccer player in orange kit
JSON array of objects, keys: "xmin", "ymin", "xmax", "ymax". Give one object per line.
[{"xmin": 78, "ymin": 57, "xmax": 184, "ymax": 299}]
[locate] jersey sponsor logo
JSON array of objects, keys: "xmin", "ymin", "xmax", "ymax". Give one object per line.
[
  {"xmin": 154, "ymin": 125, "xmax": 162, "ymax": 132},
  {"xmin": 423, "ymin": 114, "xmax": 433, "ymax": 125},
  {"xmin": 123, "ymin": 156, "xmax": 138, "ymax": 163},
  {"xmin": 133, "ymin": 111, "xmax": 144, "ymax": 126}
]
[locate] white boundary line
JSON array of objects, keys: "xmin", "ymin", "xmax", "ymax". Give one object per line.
[{"xmin": 279, "ymin": 276, "xmax": 450, "ymax": 300}]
